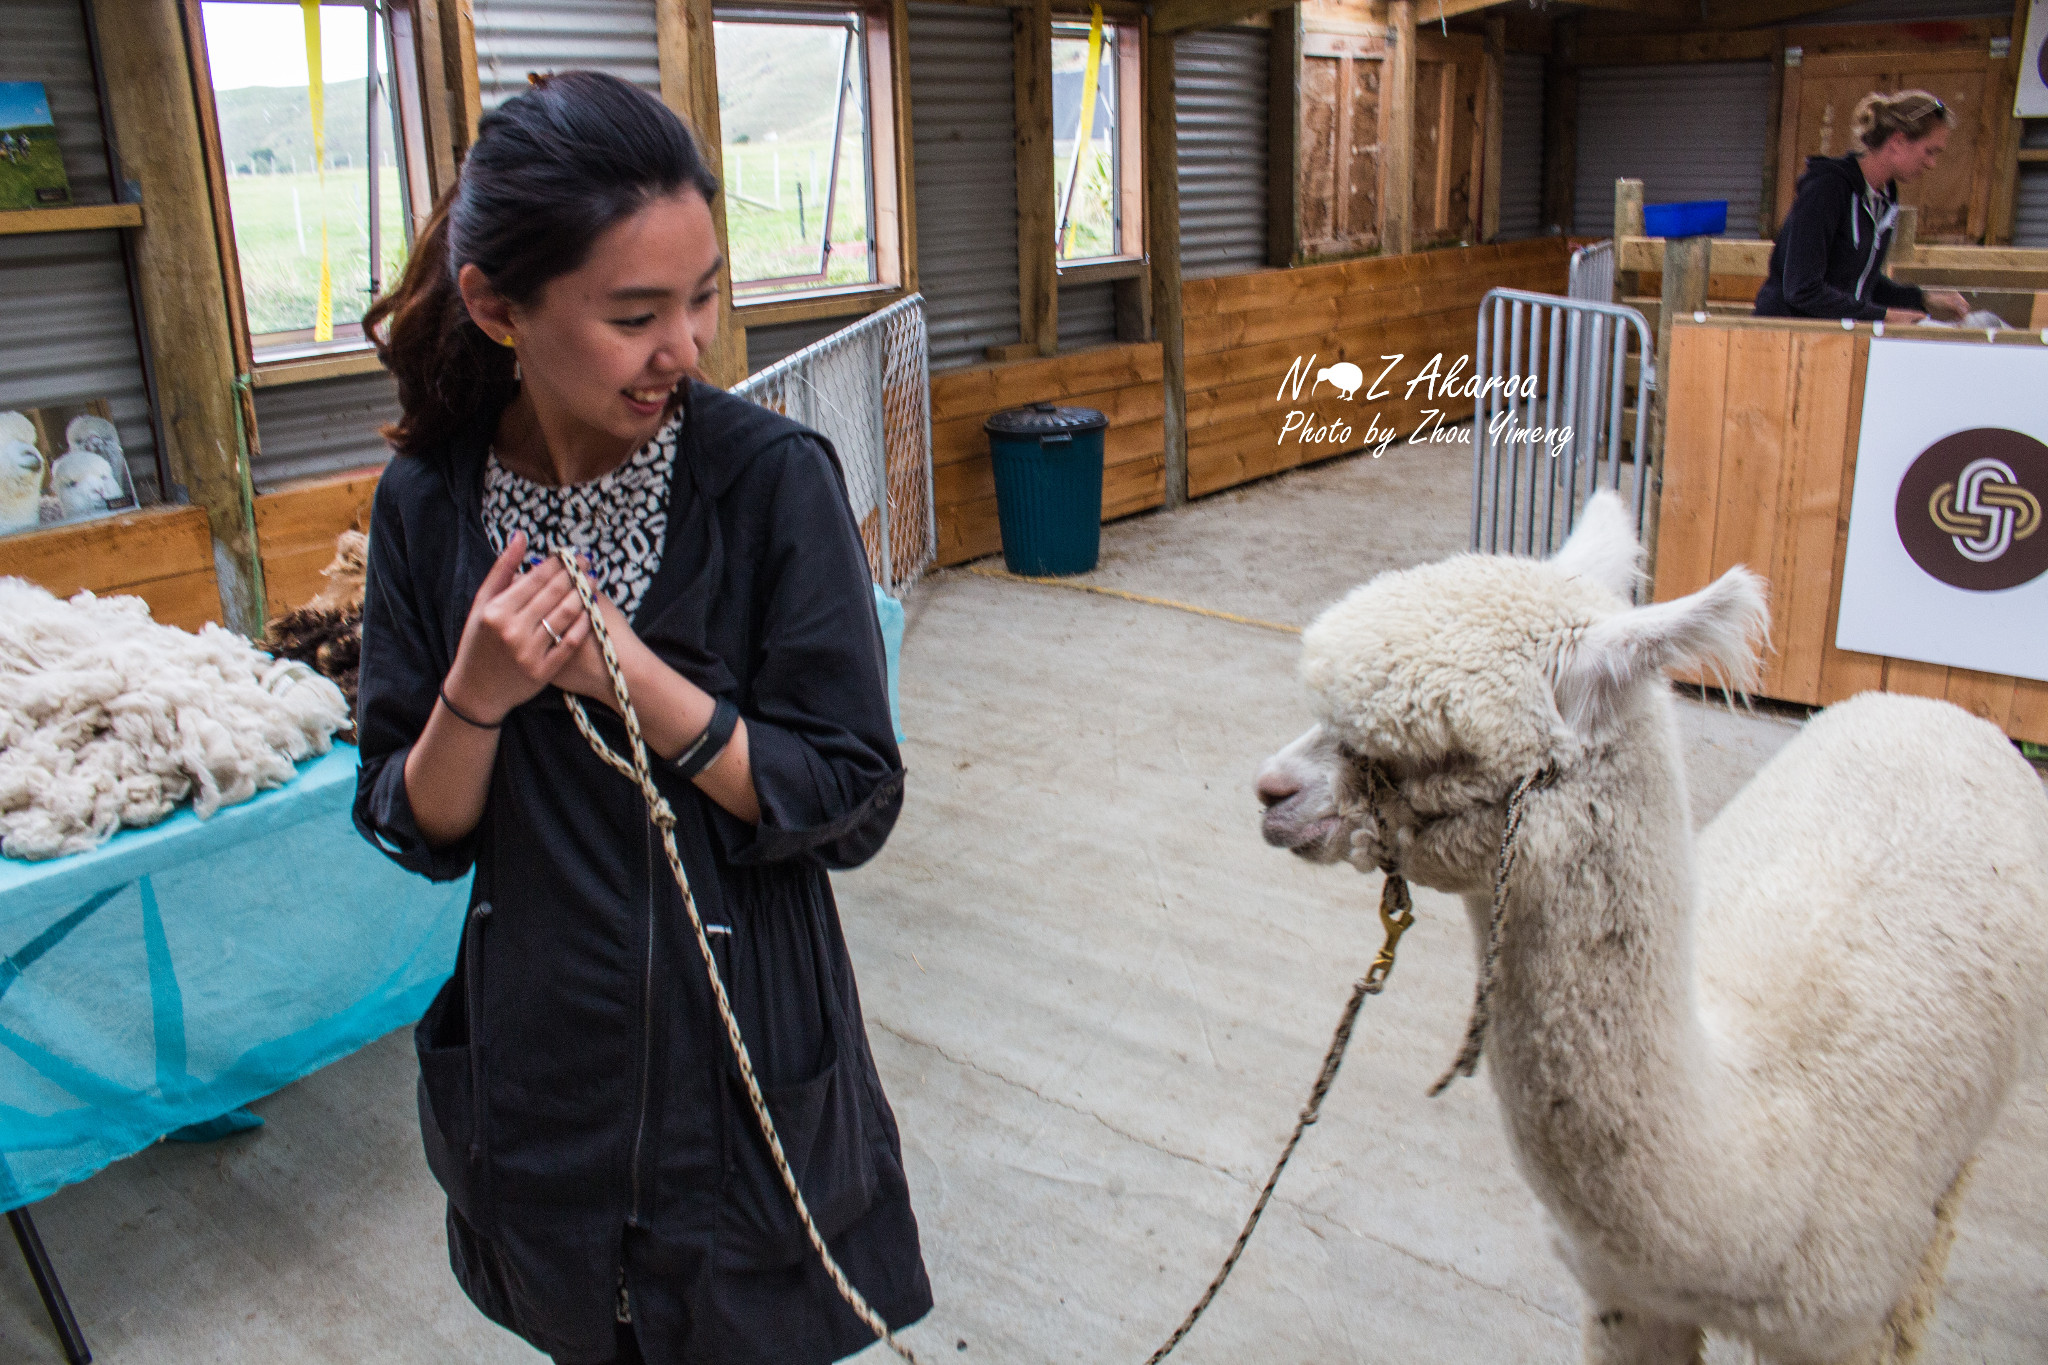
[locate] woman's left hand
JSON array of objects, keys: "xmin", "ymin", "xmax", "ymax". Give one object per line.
[
  {"xmin": 549, "ymin": 578, "xmax": 646, "ymax": 707},
  {"xmin": 1924, "ymin": 289, "xmax": 1970, "ymax": 322}
]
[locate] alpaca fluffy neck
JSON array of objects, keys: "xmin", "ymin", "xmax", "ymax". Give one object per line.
[{"xmin": 1480, "ymin": 693, "xmax": 1742, "ymax": 1266}]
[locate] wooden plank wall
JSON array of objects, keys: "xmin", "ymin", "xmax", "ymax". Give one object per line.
[
  {"xmin": 932, "ymin": 342, "xmax": 1166, "ymax": 566},
  {"xmin": 1653, "ymin": 318, "xmax": 2047, "ymax": 744},
  {"xmin": 1182, "ymin": 236, "xmax": 1568, "ymax": 497},
  {"xmin": 253, "ymin": 466, "xmax": 382, "ymax": 620},
  {"xmin": 0, "ymin": 506, "xmax": 221, "ymax": 633}
]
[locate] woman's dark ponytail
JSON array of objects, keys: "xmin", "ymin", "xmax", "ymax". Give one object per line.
[{"xmin": 365, "ymin": 71, "xmax": 720, "ymax": 463}]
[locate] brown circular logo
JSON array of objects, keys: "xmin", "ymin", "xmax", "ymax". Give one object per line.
[{"xmin": 1894, "ymin": 428, "xmax": 2048, "ymax": 592}]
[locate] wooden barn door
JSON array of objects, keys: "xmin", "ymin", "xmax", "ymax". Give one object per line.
[
  {"xmin": 1299, "ymin": 28, "xmax": 1384, "ymax": 258},
  {"xmin": 1776, "ymin": 48, "xmax": 1998, "ymax": 243},
  {"xmin": 1412, "ymin": 31, "xmax": 1486, "ymax": 248}
]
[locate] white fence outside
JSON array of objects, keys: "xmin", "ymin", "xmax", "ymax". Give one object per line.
[{"xmin": 731, "ymin": 294, "xmax": 937, "ymax": 594}]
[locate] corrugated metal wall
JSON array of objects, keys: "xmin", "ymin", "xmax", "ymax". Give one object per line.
[
  {"xmin": 1056, "ymin": 279, "xmax": 1118, "ymax": 350},
  {"xmin": 1498, "ymin": 52, "xmax": 1545, "ymax": 240},
  {"xmin": 1176, "ymin": 27, "xmax": 1269, "ymax": 278},
  {"xmin": 2016, "ymin": 166, "xmax": 2048, "ymax": 249},
  {"xmin": 746, "ymin": 314, "xmax": 852, "ymax": 373},
  {"xmin": 908, "ymin": 3, "xmax": 1021, "ymax": 370},
  {"xmin": 1574, "ymin": 63, "xmax": 1773, "ymax": 239},
  {"xmin": 0, "ymin": 233, "xmax": 160, "ymax": 504},
  {"xmin": 470, "ymin": 0, "xmax": 663, "ymax": 111},
  {"xmin": 250, "ymin": 371, "xmax": 401, "ymax": 490},
  {"xmin": 15, "ymin": 0, "xmax": 114, "ymax": 205}
]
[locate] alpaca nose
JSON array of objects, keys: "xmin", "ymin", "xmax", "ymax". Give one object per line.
[{"xmin": 1256, "ymin": 766, "xmax": 1300, "ymax": 808}]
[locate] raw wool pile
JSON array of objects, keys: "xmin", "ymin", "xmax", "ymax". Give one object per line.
[
  {"xmin": 264, "ymin": 529, "xmax": 367, "ymax": 733},
  {"xmin": 0, "ymin": 578, "xmax": 351, "ymax": 861}
]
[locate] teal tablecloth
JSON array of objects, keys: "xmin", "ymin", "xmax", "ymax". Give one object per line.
[{"xmin": 0, "ymin": 745, "xmax": 469, "ymax": 1211}]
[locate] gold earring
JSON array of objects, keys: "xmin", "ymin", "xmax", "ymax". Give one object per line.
[{"xmin": 501, "ymin": 335, "xmax": 521, "ymax": 382}]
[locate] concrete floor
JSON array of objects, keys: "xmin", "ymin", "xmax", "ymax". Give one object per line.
[{"xmin": 6, "ymin": 431, "xmax": 2045, "ymax": 1363}]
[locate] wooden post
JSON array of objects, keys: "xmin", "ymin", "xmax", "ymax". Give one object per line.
[
  {"xmin": 657, "ymin": 0, "xmax": 746, "ymax": 386},
  {"xmin": 1647, "ymin": 233, "xmax": 1708, "ymax": 597},
  {"xmin": 1480, "ymin": 15, "xmax": 1505, "ymax": 243},
  {"xmin": 887, "ymin": 0, "xmax": 920, "ymax": 294},
  {"xmin": 413, "ymin": 0, "xmax": 462, "ymax": 195},
  {"xmin": 1986, "ymin": 0, "xmax": 2028, "ymax": 244},
  {"xmin": 1892, "ymin": 203, "xmax": 1918, "ymax": 265},
  {"xmin": 1268, "ymin": 4, "xmax": 1301, "ymax": 267},
  {"xmin": 1540, "ymin": 14, "xmax": 1577, "ymax": 236},
  {"xmin": 1615, "ymin": 176, "xmax": 1643, "ymax": 299},
  {"xmin": 1015, "ymin": 0, "xmax": 1058, "ymax": 356},
  {"xmin": 1758, "ymin": 40, "xmax": 1785, "ymax": 237},
  {"xmin": 1381, "ymin": 0, "xmax": 1415, "ymax": 257},
  {"xmin": 437, "ymin": 0, "xmax": 481, "ymax": 155},
  {"xmin": 1145, "ymin": 20, "xmax": 1188, "ymax": 508},
  {"xmin": 93, "ymin": 0, "xmax": 260, "ymax": 634}
]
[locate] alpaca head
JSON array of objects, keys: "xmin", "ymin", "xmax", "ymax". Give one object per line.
[{"xmin": 1257, "ymin": 492, "xmax": 1768, "ymax": 892}]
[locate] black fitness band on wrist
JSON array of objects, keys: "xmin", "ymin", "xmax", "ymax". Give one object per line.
[
  {"xmin": 438, "ymin": 685, "xmax": 503, "ymax": 731},
  {"xmin": 670, "ymin": 697, "xmax": 740, "ymax": 780}
]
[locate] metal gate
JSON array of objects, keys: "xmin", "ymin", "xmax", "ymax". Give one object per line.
[
  {"xmin": 1470, "ymin": 288, "xmax": 1654, "ymax": 585},
  {"xmin": 730, "ymin": 294, "xmax": 935, "ymax": 593},
  {"xmin": 1568, "ymin": 240, "xmax": 1614, "ymax": 304}
]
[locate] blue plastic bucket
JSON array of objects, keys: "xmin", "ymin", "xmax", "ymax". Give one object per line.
[
  {"xmin": 1642, "ymin": 200, "xmax": 1728, "ymax": 238},
  {"xmin": 985, "ymin": 403, "xmax": 1109, "ymax": 577}
]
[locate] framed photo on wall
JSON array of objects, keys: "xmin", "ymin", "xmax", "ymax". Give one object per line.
[
  {"xmin": 0, "ymin": 401, "xmax": 138, "ymax": 538},
  {"xmin": 0, "ymin": 82, "xmax": 73, "ymax": 209}
]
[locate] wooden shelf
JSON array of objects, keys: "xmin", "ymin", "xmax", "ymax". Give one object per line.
[
  {"xmin": 250, "ymin": 349, "xmax": 388, "ymax": 388},
  {"xmin": 0, "ymin": 203, "xmax": 144, "ymax": 235},
  {"xmin": 2017, "ymin": 148, "xmax": 2048, "ymax": 164}
]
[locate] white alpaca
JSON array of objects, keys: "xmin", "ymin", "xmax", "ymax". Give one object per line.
[
  {"xmin": 1256, "ymin": 493, "xmax": 2048, "ymax": 1365},
  {"xmin": 0, "ymin": 438, "xmax": 44, "ymax": 534}
]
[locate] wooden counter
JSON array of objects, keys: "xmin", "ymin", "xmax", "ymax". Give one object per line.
[{"xmin": 1653, "ymin": 316, "xmax": 2047, "ymax": 745}]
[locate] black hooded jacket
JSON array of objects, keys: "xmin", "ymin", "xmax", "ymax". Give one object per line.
[
  {"xmin": 1755, "ymin": 153, "xmax": 1927, "ymax": 321},
  {"xmin": 353, "ymin": 381, "xmax": 931, "ymax": 1364}
]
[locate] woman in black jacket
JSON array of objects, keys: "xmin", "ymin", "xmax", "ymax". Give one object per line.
[
  {"xmin": 353, "ymin": 71, "xmax": 930, "ymax": 1364},
  {"xmin": 1755, "ymin": 90, "xmax": 1970, "ymax": 323}
]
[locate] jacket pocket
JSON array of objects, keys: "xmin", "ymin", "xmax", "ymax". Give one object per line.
[
  {"xmin": 716, "ymin": 1019, "xmax": 880, "ymax": 1272},
  {"xmin": 416, "ymin": 901, "xmax": 493, "ymax": 1230}
]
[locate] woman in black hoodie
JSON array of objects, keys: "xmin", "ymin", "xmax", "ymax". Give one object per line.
[{"xmin": 1755, "ymin": 90, "xmax": 1970, "ymax": 323}]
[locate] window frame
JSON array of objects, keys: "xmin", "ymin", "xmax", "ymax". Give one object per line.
[
  {"xmin": 187, "ymin": 0, "xmax": 445, "ymax": 386},
  {"xmin": 1049, "ymin": 15, "xmax": 1142, "ymax": 271},
  {"xmin": 723, "ymin": 0, "xmax": 913, "ymax": 330}
]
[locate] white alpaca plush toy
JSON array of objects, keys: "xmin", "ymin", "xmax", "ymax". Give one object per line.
[
  {"xmin": 0, "ymin": 437, "xmax": 44, "ymax": 534},
  {"xmin": 50, "ymin": 446, "xmax": 125, "ymax": 519},
  {"xmin": 1257, "ymin": 492, "xmax": 2048, "ymax": 1365}
]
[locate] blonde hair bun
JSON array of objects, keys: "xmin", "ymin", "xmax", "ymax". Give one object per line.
[{"xmin": 1852, "ymin": 90, "xmax": 1955, "ymax": 153}]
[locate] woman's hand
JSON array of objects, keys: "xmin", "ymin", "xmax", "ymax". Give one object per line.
[
  {"xmin": 1884, "ymin": 307, "xmax": 1927, "ymax": 325},
  {"xmin": 550, "ymin": 580, "xmax": 645, "ymax": 707},
  {"xmin": 1922, "ymin": 289, "xmax": 1969, "ymax": 322},
  {"xmin": 441, "ymin": 532, "xmax": 594, "ymax": 724}
]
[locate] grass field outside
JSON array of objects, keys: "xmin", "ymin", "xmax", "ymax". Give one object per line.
[
  {"xmin": 724, "ymin": 134, "xmax": 875, "ymax": 294},
  {"xmin": 224, "ymin": 164, "xmax": 407, "ymax": 337}
]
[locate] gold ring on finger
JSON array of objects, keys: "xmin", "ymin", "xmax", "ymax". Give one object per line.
[{"xmin": 539, "ymin": 618, "xmax": 563, "ymax": 648}]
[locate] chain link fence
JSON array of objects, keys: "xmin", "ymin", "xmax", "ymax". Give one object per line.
[{"xmin": 731, "ymin": 294, "xmax": 936, "ymax": 594}]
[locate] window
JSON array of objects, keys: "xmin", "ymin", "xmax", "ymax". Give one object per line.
[
  {"xmin": 199, "ymin": 1, "xmax": 433, "ymax": 362},
  {"xmin": 715, "ymin": 5, "xmax": 902, "ymax": 303},
  {"xmin": 1052, "ymin": 17, "xmax": 1139, "ymax": 265}
]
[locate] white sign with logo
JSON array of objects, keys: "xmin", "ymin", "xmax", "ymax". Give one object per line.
[{"xmin": 1835, "ymin": 338, "xmax": 2048, "ymax": 683}]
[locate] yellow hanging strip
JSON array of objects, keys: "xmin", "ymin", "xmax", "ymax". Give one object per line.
[
  {"xmin": 1058, "ymin": 4, "xmax": 1105, "ymax": 255},
  {"xmin": 302, "ymin": 0, "xmax": 334, "ymax": 342}
]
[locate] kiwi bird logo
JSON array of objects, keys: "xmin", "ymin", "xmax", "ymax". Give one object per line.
[{"xmin": 1315, "ymin": 361, "xmax": 1365, "ymax": 400}]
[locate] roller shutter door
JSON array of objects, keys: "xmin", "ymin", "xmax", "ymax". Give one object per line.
[
  {"xmin": 250, "ymin": 371, "xmax": 401, "ymax": 490},
  {"xmin": 2017, "ymin": 166, "xmax": 2048, "ymax": 249},
  {"xmin": 1498, "ymin": 52, "xmax": 1544, "ymax": 240},
  {"xmin": 1176, "ymin": 27, "xmax": 1268, "ymax": 278},
  {"xmin": 470, "ymin": 0, "xmax": 662, "ymax": 111},
  {"xmin": 1574, "ymin": 63, "xmax": 1772, "ymax": 239},
  {"xmin": 908, "ymin": 3, "xmax": 1021, "ymax": 370}
]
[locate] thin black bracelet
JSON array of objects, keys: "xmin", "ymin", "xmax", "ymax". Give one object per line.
[
  {"xmin": 671, "ymin": 697, "xmax": 740, "ymax": 780},
  {"xmin": 438, "ymin": 685, "xmax": 503, "ymax": 731}
]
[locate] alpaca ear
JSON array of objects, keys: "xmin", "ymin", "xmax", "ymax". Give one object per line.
[
  {"xmin": 1548, "ymin": 492, "xmax": 1643, "ymax": 600},
  {"xmin": 1552, "ymin": 566, "xmax": 1770, "ymax": 731}
]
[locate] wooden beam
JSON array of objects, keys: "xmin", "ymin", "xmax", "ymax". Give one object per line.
[
  {"xmin": 1757, "ymin": 41, "xmax": 1784, "ymax": 235},
  {"xmin": 1578, "ymin": 30, "xmax": 1778, "ymax": 67},
  {"xmin": 1481, "ymin": 14, "xmax": 1504, "ymax": 242},
  {"xmin": 656, "ymin": 0, "xmax": 746, "ymax": 386},
  {"xmin": 436, "ymin": 0, "xmax": 481, "ymax": 155},
  {"xmin": 1153, "ymin": 0, "xmax": 1285, "ymax": 36},
  {"xmin": 1382, "ymin": 0, "xmax": 1415, "ymax": 257},
  {"xmin": 1540, "ymin": 14, "xmax": 1576, "ymax": 236},
  {"xmin": 412, "ymin": 0, "xmax": 460, "ymax": 196},
  {"xmin": 1145, "ymin": 20, "xmax": 1188, "ymax": 507},
  {"xmin": 1706, "ymin": 0, "xmax": 1883, "ymax": 30},
  {"xmin": 1015, "ymin": 0, "xmax": 1058, "ymax": 356},
  {"xmin": 93, "ymin": 0, "xmax": 261, "ymax": 635},
  {"xmin": 1269, "ymin": 4, "xmax": 1302, "ymax": 267},
  {"xmin": 0, "ymin": 203, "xmax": 143, "ymax": 234}
]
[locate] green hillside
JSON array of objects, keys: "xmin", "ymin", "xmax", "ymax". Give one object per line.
[{"xmin": 214, "ymin": 79, "xmax": 395, "ymax": 175}]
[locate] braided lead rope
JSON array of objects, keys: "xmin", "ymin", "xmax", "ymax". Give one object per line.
[
  {"xmin": 548, "ymin": 549, "xmax": 922, "ymax": 1364},
  {"xmin": 1427, "ymin": 767, "xmax": 1553, "ymax": 1098},
  {"xmin": 1144, "ymin": 872, "xmax": 1415, "ymax": 1364}
]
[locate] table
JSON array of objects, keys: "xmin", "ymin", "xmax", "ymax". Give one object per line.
[{"xmin": 0, "ymin": 745, "xmax": 470, "ymax": 1360}]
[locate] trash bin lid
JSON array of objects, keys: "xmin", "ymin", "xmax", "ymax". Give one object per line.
[{"xmin": 984, "ymin": 401, "xmax": 1109, "ymax": 437}]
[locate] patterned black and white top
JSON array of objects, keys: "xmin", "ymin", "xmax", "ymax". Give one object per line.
[{"xmin": 481, "ymin": 411, "xmax": 682, "ymax": 618}]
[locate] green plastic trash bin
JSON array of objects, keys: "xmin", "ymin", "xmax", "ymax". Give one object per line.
[{"xmin": 985, "ymin": 402, "xmax": 1110, "ymax": 576}]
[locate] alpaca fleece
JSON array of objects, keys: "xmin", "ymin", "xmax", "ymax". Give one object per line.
[
  {"xmin": 0, "ymin": 577, "xmax": 350, "ymax": 860},
  {"xmin": 1260, "ymin": 493, "xmax": 2048, "ymax": 1365},
  {"xmin": 263, "ymin": 530, "xmax": 366, "ymax": 729}
]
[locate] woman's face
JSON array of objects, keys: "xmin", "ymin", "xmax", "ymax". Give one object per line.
[
  {"xmin": 487, "ymin": 189, "xmax": 722, "ymax": 453},
  {"xmin": 1878, "ymin": 124, "xmax": 1951, "ymax": 184}
]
